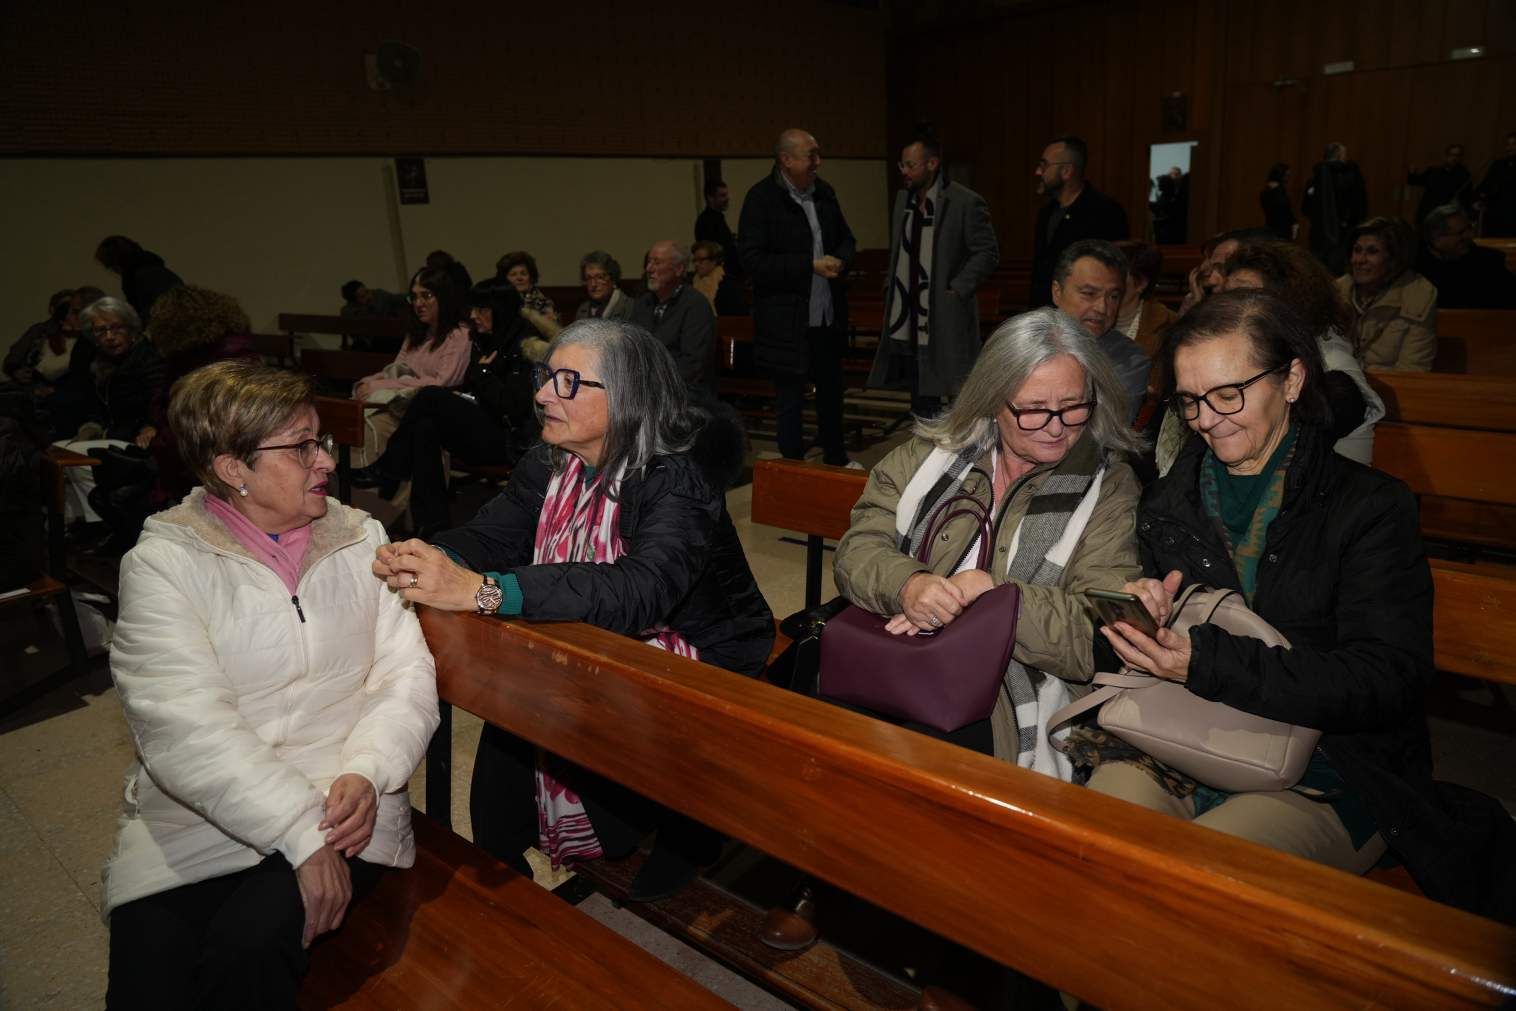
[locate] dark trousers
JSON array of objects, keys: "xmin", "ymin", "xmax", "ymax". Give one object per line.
[
  {"xmin": 772, "ymin": 326, "xmax": 847, "ymax": 465},
  {"xmin": 106, "ymin": 852, "xmax": 382, "ymax": 1010},
  {"xmin": 374, "ymin": 387, "xmax": 513, "ymax": 536},
  {"xmin": 469, "ymin": 722, "xmax": 720, "ymax": 877}
]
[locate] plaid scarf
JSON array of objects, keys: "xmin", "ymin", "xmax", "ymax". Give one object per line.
[{"xmin": 533, "ymin": 455, "xmax": 698, "ymax": 868}]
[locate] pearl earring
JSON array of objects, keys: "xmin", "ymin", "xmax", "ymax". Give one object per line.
[{"xmin": 238, "ymin": 484, "xmax": 249, "ymax": 497}]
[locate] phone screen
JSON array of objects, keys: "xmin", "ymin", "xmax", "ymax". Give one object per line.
[{"xmin": 1088, "ymin": 590, "xmax": 1159, "ymax": 638}]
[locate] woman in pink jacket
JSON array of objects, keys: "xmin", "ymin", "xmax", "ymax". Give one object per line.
[{"xmin": 352, "ymin": 266, "xmax": 472, "ymax": 466}]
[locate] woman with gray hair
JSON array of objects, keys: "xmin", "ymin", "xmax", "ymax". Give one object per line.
[
  {"xmin": 834, "ymin": 307, "xmax": 1144, "ymax": 770},
  {"xmin": 371, "ymin": 317, "xmax": 772, "ymax": 901},
  {"xmin": 574, "ymin": 250, "xmax": 634, "ymax": 321}
]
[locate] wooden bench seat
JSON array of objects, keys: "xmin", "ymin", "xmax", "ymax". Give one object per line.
[
  {"xmin": 302, "ymin": 812, "xmax": 729, "ymax": 1010},
  {"xmin": 415, "ymin": 610, "xmax": 1516, "ymax": 1008}
]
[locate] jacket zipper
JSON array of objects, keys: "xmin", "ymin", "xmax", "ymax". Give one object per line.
[{"xmin": 291, "ymin": 595, "xmax": 306, "ymax": 623}]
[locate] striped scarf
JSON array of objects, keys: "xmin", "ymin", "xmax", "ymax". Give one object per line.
[{"xmin": 533, "ymin": 455, "xmax": 698, "ymax": 868}]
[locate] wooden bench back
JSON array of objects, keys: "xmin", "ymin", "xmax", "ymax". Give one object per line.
[
  {"xmin": 277, "ymin": 313, "xmax": 410, "ymax": 341},
  {"xmin": 750, "ymin": 458, "xmax": 1516, "ymax": 685},
  {"xmin": 1372, "ymin": 423, "xmax": 1516, "ymax": 505},
  {"xmin": 299, "ymin": 350, "xmax": 393, "ymax": 384},
  {"xmin": 1369, "ymin": 371, "xmax": 1516, "ymax": 432},
  {"xmin": 419, "ymin": 609, "xmax": 1516, "ymax": 1008}
]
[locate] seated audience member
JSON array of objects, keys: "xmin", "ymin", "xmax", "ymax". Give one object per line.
[
  {"xmin": 339, "ymin": 280, "xmax": 409, "ymax": 319},
  {"xmin": 352, "ymin": 281, "xmax": 539, "ymax": 538},
  {"xmin": 1088, "ymin": 290, "xmax": 1516, "ymax": 924},
  {"xmin": 772, "ymin": 309, "xmax": 1145, "ymax": 970},
  {"xmin": 91, "ymin": 285, "xmax": 260, "ymax": 554},
  {"xmin": 5, "ymin": 289, "xmax": 75, "ymax": 387},
  {"xmin": 630, "ymin": 240, "xmax": 718, "ymax": 401},
  {"xmin": 495, "ymin": 250, "xmax": 559, "ymax": 339},
  {"xmin": 371, "ymin": 318, "xmax": 773, "ymax": 902},
  {"xmin": 105, "ymin": 361, "xmax": 439, "ymax": 1009},
  {"xmin": 1260, "ymin": 163, "xmax": 1295, "ymax": 240},
  {"xmin": 1220, "ymin": 240, "xmax": 1381, "ymax": 465},
  {"xmin": 1181, "ymin": 228, "xmax": 1274, "ymax": 314},
  {"xmin": 691, "ymin": 240, "xmax": 746, "ymax": 316},
  {"xmin": 1335, "ymin": 217, "xmax": 1437, "ymax": 371},
  {"xmin": 1049, "ymin": 240, "xmax": 1150, "ymax": 420},
  {"xmin": 1113, "ymin": 240, "xmax": 1178, "ymax": 367},
  {"xmin": 1415, "ymin": 203, "xmax": 1516, "ymax": 309},
  {"xmin": 574, "ymin": 250, "xmax": 635, "ymax": 323},
  {"xmin": 1476, "ymin": 131, "xmax": 1516, "ymax": 237},
  {"xmin": 351, "ymin": 267, "xmax": 472, "ymax": 466},
  {"xmin": 426, "ymin": 249, "xmax": 473, "ymax": 293},
  {"xmin": 35, "ymin": 286, "xmax": 108, "ymax": 437},
  {"xmin": 94, "ymin": 235, "xmax": 183, "ymax": 325},
  {"xmin": 54, "ymin": 297, "xmax": 165, "ymax": 525}
]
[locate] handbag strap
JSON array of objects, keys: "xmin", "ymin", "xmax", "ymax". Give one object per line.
[{"xmin": 916, "ymin": 492, "xmax": 993, "ymax": 569}]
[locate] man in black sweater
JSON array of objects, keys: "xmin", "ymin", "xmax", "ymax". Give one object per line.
[
  {"xmin": 695, "ymin": 179, "xmax": 740, "ymax": 279},
  {"xmin": 1029, "ymin": 135, "xmax": 1128, "ymax": 308},
  {"xmin": 1416, "ymin": 204, "xmax": 1516, "ymax": 309}
]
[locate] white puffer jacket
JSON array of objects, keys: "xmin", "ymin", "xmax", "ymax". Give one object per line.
[{"xmin": 103, "ymin": 489, "xmax": 439, "ymax": 915}]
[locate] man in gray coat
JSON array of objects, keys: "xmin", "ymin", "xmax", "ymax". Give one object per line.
[
  {"xmin": 630, "ymin": 240, "xmax": 718, "ymax": 401},
  {"xmin": 867, "ymin": 127, "xmax": 999, "ymax": 417}
]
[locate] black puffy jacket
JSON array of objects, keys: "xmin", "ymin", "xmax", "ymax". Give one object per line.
[
  {"xmin": 433, "ymin": 409, "xmax": 774, "ymax": 678},
  {"xmin": 1141, "ymin": 422, "xmax": 1515, "ymax": 923}
]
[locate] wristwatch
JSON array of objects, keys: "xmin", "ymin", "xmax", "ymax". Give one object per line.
[{"xmin": 475, "ymin": 574, "xmax": 503, "ymax": 615}]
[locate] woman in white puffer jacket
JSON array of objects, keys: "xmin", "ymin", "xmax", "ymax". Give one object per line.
[{"xmin": 103, "ymin": 361, "xmax": 438, "ymax": 1010}]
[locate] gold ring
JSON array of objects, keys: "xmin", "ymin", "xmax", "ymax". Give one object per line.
[{"xmin": 408, "ymin": 574, "xmax": 419, "ymax": 589}]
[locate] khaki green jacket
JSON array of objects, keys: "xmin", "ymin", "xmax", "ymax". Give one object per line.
[
  {"xmin": 834, "ymin": 435, "xmax": 1142, "ymax": 686},
  {"xmin": 1336, "ymin": 271, "xmax": 1437, "ymax": 371}
]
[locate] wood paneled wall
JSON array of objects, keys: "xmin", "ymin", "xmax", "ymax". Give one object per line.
[
  {"xmin": 888, "ymin": 0, "xmax": 1516, "ymax": 258},
  {"xmin": 0, "ymin": 1, "xmax": 886, "ymax": 158}
]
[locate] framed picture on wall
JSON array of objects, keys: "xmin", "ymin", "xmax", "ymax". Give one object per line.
[{"xmin": 395, "ymin": 158, "xmax": 429, "ymax": 205}]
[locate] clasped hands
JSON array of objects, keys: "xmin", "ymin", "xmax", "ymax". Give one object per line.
[
  {"xmin": 372, "ymin": 539, "xmax": 485, "ymax": 612},
  {"xmin": 295, "ymin": 771, "xmax": 377, "ymax": 948},
  {"xmin": 884, "ymin": 569, "xmax": 995, "ymax": 636},
  {"xmin": 1098, "ymin": 569, "xmax": 1193, "ymax": 682}
]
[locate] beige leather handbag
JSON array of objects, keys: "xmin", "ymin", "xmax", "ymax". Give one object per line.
[{"xmin": 1052, "ymin": 585, "xmax": 1321, "ymax": 793}]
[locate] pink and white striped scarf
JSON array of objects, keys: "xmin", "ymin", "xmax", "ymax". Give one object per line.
[{"xmin": 533, "ymin": 455, "xmax": 699, "ymax": 868}]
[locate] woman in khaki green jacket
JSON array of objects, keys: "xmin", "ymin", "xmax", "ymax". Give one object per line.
[
  {"xmin": 834, "ymin": 307, "xmax": 1145, "ymax": 775},
  {"xmin": 1334, "ymin": 217, "xmax": 1437, "ymax": 371}
]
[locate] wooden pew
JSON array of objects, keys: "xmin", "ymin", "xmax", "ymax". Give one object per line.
[
  {"xmin": 303, "ymin": 811, "xmax": 730, "ymax": 1009},
  {"xmin": 278, "ymin": 313, "xmax": 409, "ymax": 352},
  {"xmin": 249, "ymin": 332, "xmax": 296, "ymax": 366},
  {"xmin": 750, "ymin": 458, "xmax": 1516, "ymax": 686},
  {"xmin": 409, "ymin": 609, "xmax": 1516, "ymax": 1009},
  {"xmin": 313, "ymin": 397, "xmax": 365, "ymax": 504},
  {"xmin": 1368, "ymin": 371, "xmax": 1516, "ymax": 431},
  {"xmin": 1434, "ymin": 308, "xmax": 1516, "ymax": 374},
  {"xmin": 299, "ymin": 349, "xmax": 393, "ymax": 386},
  {"xmin": 1372, "ymin": 422, "xmax": 1516, "ymax": 552}
]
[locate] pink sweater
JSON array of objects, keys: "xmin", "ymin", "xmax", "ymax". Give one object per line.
[{"xmin": 357, "ymin": 323, "xmax": 471, "ymax": 395}]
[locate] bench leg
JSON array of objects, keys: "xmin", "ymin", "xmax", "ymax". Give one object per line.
[
  {"xmin": 426, "ymin": 700, "xmax": 453, "ymax": 831},
  {"xmin": 805, "ymin": 535, "xmax": 824, "ymax": 609}
]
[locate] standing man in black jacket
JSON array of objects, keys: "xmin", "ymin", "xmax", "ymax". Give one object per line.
[
  {"xmin": 695, "ymin": 179, "xmax": 741, "ymax": 279},
  {"xmin": 738, "ymin": 127, "xmax": 858, "ymax": 466},
  {"xmin": 1029, "ymin": 135, "xmax": 1128, "ymax": 308}
]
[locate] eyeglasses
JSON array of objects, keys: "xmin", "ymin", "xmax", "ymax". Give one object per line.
[
  {"xmin": 1171, "ymin": 365, "xmax": 1288, "ymax": 421},
  {"xmin": 533, "ymin": 365, "xmax": 606, "ymax": 400},
  {"xmin": 1006, "ymin": 400, "xmax": 1095, "ymax": 431},
  {"xmin": 407, "ymin": 290, "xmax": 437, "ymax": 304},
  {"xmin": 254, "ymin": 432, "xmax": 335, "ymax": 468},
  {"xmin": 90, "ymin": 322, "xmax": 130, "ymax": 338}
]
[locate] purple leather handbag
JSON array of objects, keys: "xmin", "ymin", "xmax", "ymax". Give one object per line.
[{"xmin": 818, "ymin": 494, "xmax": 1021, "ymax": 733}]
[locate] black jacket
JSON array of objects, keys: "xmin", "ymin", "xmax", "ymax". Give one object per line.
[
  {"xmin": 433, "ymin": 409, "xmax": 774, "ymax": 678},
  {"xmin": 117, "ymin": 248, "xmax": 183, "ymax": 325},
  {"xmin": 695, "ymin": 206, "xmax": 741, "ymax": 278},
  {"xmin": 737, "ymin": 170, "xmax": 856, "ymax": 374},
  {"xmin": 1407, "ymin": 163, "xmax": 1472, "ymax": 224},
  {"xmin": 96, "ymin": 339, "xmax": 166, "ymax": 441},
  {"xmin": 1414, "ymin": 243, "xmax": 1516, "ymax": 309},
  {"xmin": 1029, "ymin": 183, "xmax": 1129, "ymax": 307},
  {"xmin": 629, "ymin": 286, "xmax": 717, "ymax": 399},
  {"xmin": 1141, "ymin": 424, "xmax": 1515, "ymax": 923},
  {"xmin": 1260, "ymin": 185, "xmax": 1294, "ymax": 241},
  {"xmin": 1477, "ymin": 155, "xmax": 1516, "ymax": 237}
]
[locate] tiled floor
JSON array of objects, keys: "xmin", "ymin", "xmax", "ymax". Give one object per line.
[{"xmin": 4, "ymin": 436, "xmax": 1513, "ymax": 1008}]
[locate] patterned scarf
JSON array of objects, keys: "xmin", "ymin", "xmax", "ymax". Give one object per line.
[
  {"xmin": 1198, "ymin": 427, "xmax": 1297, "ymax": 603},
  {"xmin": 887, "ymin": 181, "xmax": 939, "ymax": 347},
  {"xmin": 897, "ymin": 434, "xmax": 1105, "ymax": 776},
  {"xmin": 532, "ymin": 455, "xmax": 698, "ymax": 868}
]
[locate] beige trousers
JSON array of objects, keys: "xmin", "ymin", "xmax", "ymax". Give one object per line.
[{"xmin": 1087, "ymin": 761, "xmax": 1387, "ymax": 875}]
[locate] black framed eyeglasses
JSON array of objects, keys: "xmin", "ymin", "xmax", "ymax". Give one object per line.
[
  {"xmin": 254, "ymin": 433, "xmax": 335, "ymax": 468},
  {"xmin": 406, "ymin": 290, "xmax": 437, "ymax": 304},
  {"xmin": 90, "ymin": 322, "xmax": 131, "ymax": 338},
  {"xmin": 1006, "ymin": 399, "xmax": 1096, "ymax": 431},
  {"xmin": 533, "ymin": 365, "xmax": 607, "ymax": 400},
  {"xmin": 1171, "ymin": 365, "xmax": 1288, "ymax": 421}
]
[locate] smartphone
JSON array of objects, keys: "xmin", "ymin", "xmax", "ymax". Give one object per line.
[{"xmin": 1087, "ymin": 589, "xmax": 1159, "ymax": 638}]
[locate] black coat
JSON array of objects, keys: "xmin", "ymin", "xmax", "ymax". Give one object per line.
[
  {"xmin": 1141, "ymin": 423, "xmax": 1515, "ymax": 923},
  {"xmin": 96, "ymin": 339, "xmax": 166, "ymax": 441},
  {"xmin": 117, "ymin": 248, "xmax": 183, "ymax": 325},
  {"xmin": 1407, "ymin": 163, "xmax": 1472, "ymax": 224},
  {"xmin": 1415, "ymin": 243, "xmax": 1516, "ymax": 309},
  {"xmin": 1477, "ymin": 155, "xmax": 1516, "ymax": 237},
  {"xmin": 433, "ymin": 410, "xmax": 775, "ymax": 678},
  {"xmin": 737, "ymin": 170, "xmax": 856, "ymax": 374},
  {"xmin": 1260, "ymin": 184, "xmax": 1294, "ymax": 241},
  {"xmin": 1029, "ymin": 183, "xmax": 1129, "ymax": 307},
  {"xmin": 695, "ymin": 206, "xmax": 741, "ymax": 278}
]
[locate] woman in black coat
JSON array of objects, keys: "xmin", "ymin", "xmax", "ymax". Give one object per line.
[
  {"xmin": 351, "ymin": 281, "xmax": 540, "ymax": 538},
  {"xmin": 1090, "ymin": 289, "xmax": 1513, "ymax": 923},
  {"xmin": 371, "ymin": 317, "xmax": 773, "ymax": 900},
  {"xmin": 1260, "ymin": 162, "xmax": 1295, "ymax": 240}
]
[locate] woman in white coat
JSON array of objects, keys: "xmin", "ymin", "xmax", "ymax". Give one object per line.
[{"xmin": 103, "ymin": 361, "xmax": 438, "ymax": 1010}]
